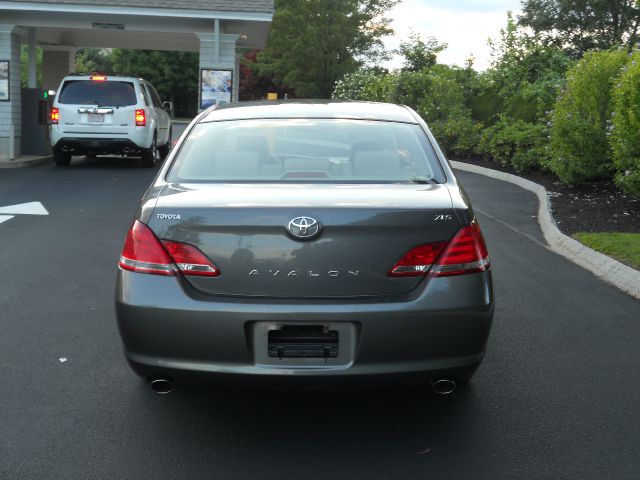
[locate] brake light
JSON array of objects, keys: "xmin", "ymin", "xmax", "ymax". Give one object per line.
[
  {"xmin": 161, "ymin": 241, "xmax": 220, "ymax": 277},
  {"xmin": 90, "ymin": 75, "xmax": 107, "ymax": 81},
  {"xmin": 135, "ymin": 109, "xmax": 146, "ymax": 126},
  {"xmin": 50, "ymin": 107, "xmax": 59, "ymax": 124},
  {"xmin": 118, "ymin": 220, "xmax": 220, "ymax": 277},
  {"xmin": 119, "ymin": 221, "xmax": 177, "ymax": 276},
  {"xmin": 388, "ymin": 242, "xmax": 447, "ymax": 277},
  {"xmin": 388, "ymin": 221, "xmax": 490, "ymax": 278},
  {"xmin": 430, "ymin": 221, "xmax": 490, "ymax": 276}
]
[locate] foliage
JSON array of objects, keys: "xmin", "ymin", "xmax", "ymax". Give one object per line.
[
  {"xmin": 609, "ymin": 50, "xmax": 640, "ymax": 196},
  {"xmin": 255, "ymin": 0, "xmax": 398, "ymax": 98},
  {"xmin": 574, "ymin": 232, "xmax": 640, "ymax": 269},
  {"xmin": 486, "ymin": 12, "xmax": 573, "ymax": 123},
  {"xmin": 20, "ymin": 46, "xmax": 42, "ymax": 87},
  {"xmin": 111, "ymin": 49, "xmax": 199, "ymax": 117},
  {"xmin": 75, "ymin": 48, "xmax": 114, "ymax": 75},
  {"xmin": 391, "ymin": 65, "xmax": 481, "ymax": 157},
  {"xmin": 549, "ymin": 49, "xmax": 629, "ymax": 184},
  {"xmin": 332, "ymin": 68, "xmax": 397, "ymax": 101},
  {"xmin": 477, "ymin": 115, "xmax": 549, "ymax": 172},
  {"xmin": 519, "ymin": 0, "xmax": 640, "ymax": 58},
  {"xmin": 397, "ymin": 32, "xmax": 447, "ymax": 72},
  {"xmin": 239, "ymin": 49, "xmax": 281, "ymax": 100}
]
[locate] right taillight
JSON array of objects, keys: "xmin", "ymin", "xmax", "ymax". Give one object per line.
[
  {"xmin": 135, "ymin": 109, "xmax": 146, "ymax": 126},
  {"xmin": 388, "ymin": 220, "xmax": 490, "ymax": 278},
  {"xmin": 429, "ymin": 221, "xmax": 490, "ymax": 277},
  {"xmin": 50, "ymin": 107, "xmax": 59, "ymax": 124},
  {"xmin": 118, "ymin": 220, "xmax": 219, "ymax": 277}
]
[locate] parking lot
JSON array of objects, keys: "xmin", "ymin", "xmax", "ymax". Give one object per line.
[{"xmin": 1, "ymin": 151, "xmax": 639, "ymax": 478}]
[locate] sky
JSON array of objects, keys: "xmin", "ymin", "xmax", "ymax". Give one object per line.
[{"xmin": 384, "ymin": 0, "xmax": 523, "ymax": 71}]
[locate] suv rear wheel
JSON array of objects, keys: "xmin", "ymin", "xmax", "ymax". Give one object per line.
[
  {"xmin": 141, "ymin": 134, "xmax": 157, "ymax": 168},
  {"xmin": 158, "ymin": 127, "xmax": 172, "ymax": 161},
  {"xmin": 53, "ymin": 151, "xmax": 72, "ymax": 167}
]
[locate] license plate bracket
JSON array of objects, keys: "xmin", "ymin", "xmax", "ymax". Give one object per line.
[{"xmin": 268, "ymin": 325, "xmax": 339, "ymax": 359}]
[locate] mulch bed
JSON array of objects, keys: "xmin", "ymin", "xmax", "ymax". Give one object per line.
[{"xmin": 453, "ymin": 158, "xmax": 640, "ymax": 235}]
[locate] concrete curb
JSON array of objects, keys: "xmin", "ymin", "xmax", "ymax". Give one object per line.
[
  {"xmin": 0, "ymin": 156, "xmax": 52, "ymax": 169},
  {"xmin": 452, "ymin": 160, "xmax": 640, "ymax": 300}
]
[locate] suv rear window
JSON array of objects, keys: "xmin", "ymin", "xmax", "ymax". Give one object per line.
[
  {"xmin": 168, "ymin": 119, "xmax": 446, "ymax": 184},
  {"xmin": 58, "ymin": 80, "xmax": 137, "ymax": 106}
]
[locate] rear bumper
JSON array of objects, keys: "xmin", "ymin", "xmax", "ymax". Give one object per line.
[
  {"xmin": 115, "ymin": 270, "xmax": 494, "ymax": 387},
  {"xmin": 53, "ymin": 137, "xmax": 143, "ymax": 155}
]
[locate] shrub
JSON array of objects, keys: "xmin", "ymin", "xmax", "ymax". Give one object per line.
[
  {"xmin": 391, "ymin": 67, "xmax": 481, "ymax": 157},
  {"xmin": 477, "ymin": 115, "xmax": 549, "ymax": 172},
  {"xmin": 549, "ymin": 49, "xmax": 629, "ymax": 184},
  {"xmin": 332, "ymin": 69, "xmax": 396, "ymax": 102},
  {"xmin": 610, "ymin": 50, "xmax": 640, "ymax": 197}
]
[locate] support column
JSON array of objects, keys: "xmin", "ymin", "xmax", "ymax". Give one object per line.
[
  {"xmin": 42, "ymin": 46, "xmax": 76, "ymax": 92},
  {"xmin": 27, "ymin": 27, "xmax": 37, "ymax": 88},
  {"xmin": 196, "ymin": 28, "xmax": 240, "ymax": 111},
  {"xmin": 0, "ymin": 25, "xmax": 21, "ymax": 161}
]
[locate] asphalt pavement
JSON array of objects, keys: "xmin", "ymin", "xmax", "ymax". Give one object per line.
[{"xmin": 0, "ymin": 159, "xmax": 639, "ymax": 479}]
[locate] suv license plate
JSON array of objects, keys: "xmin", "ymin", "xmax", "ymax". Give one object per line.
[{"xmin": 87, "ymin": 113, "xmax": 104, "ymax": 122}]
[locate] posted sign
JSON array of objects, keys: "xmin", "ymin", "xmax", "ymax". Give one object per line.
[{"xmin": 200, "ymin": 69, "xmax": 232, "ymax": 109}]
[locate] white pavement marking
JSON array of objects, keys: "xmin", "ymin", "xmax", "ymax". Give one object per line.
[
  {"xmin": 452, "ymin": 160, "xmax": 640, "ymax": 300},
  {"xmin": 0, "ymin": 215, "xmax": 15, "ymax": 224},
  {"xmin": 0, "ymin": 201, "xmax": 49, "ymax": 215}
]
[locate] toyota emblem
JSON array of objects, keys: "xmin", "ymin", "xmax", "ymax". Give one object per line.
[{"xmin": 287, "ymin": 216, "xmax": 321, "ymax": 239}]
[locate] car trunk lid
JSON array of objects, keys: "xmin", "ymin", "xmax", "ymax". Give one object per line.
[{"xmin": 147, "ymin": 183, "xmax": 461, "ymax": 298}]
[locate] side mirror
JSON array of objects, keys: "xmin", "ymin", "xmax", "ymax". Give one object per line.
[{"xmin": 162, "ymin": 101, "xmax": 173, "ymax": 111}]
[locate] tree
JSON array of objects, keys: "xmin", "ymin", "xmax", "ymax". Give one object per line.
[
  {"xmin": 239, "ymin": 49, "xmax": 282, "ymax": 100},
  {"xmin": 487, "ymin": 13, "xmax": 573, "ymax": 122},
  {"xmin": 111, "ymin": 49, "xmax": 199, "ymax": 117},
  {"xmin": 75, "ymin": 48, "xmax": 114, "ymax": 75},
  {"xmin": 397, "ymin": 32, "xmax": 447, "ymax": 72},
  {"xmin": 519, "ymin": 0, "xmax": 640, "ymax": 57},
  {"xmin": 255, "ymin": 0, "xmax": 398, "ymax": 98}
]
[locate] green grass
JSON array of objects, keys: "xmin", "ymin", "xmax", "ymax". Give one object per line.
[{"xmin": 574, "ymin": 232, "xmax": 640, "ymax": 270}]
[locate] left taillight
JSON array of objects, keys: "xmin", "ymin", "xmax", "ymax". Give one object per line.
[
  {"xmin": 135, "ymin": 109, "xmax": 146, "ymax": 126},
  {"xmin": 388, "ymin": 220, "xmax": 490, "ymax": 278},
  {"xmin": 50, "ymin": 107, "xmax": 59, "ymax": 124},
  {"xmin": 119, "ymin": 220, "xmax": 219, "ymax": 277}
]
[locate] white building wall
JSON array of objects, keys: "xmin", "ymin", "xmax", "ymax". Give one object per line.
[{"xmin": 0, "ymin": 27, "xmax": 21, "ymax": 159}]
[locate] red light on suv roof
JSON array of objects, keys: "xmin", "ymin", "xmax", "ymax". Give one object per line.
[
  {"xmin": 135, "ymin": 109, "xmax": 146, "ymax": 126},
  {"xmin": 90, "ymin": 75, "xmax": 107, "ymax": 81}
]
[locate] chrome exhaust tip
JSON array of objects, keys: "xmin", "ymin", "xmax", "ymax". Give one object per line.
[
  {"xmin": 149, "ymin": 378, "xmax": 173, "ymax": 394},
  {"xmin": 431, "ymin": 379, "xmax": 456, "ymax": 395}
]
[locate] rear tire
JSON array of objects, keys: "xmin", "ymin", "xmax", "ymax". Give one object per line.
[
  {"xmin": 158, "ymin": 128, "xmax": 172, "ymax": 161},
  {"xmin": 141, "ymin": 135, "xmax": 157, "ymax": 168},
  {"xmin": 53, "ymin": 151, "xmax": 71, "ymax": 167}
]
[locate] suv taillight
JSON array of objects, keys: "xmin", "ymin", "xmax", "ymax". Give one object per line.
[
  {"xmin": 50, "ymin": 107, "xmax": 59, "ymax": 124},
  {"xmin": 135, "ymin": 109, "xmax": 146, "ymax": 126},
  {"xmin": 119, "ymin": 220, "xmax": 219, "ymax": 277},
  {"xmin": 388, "ymin": 220, "xmax": 490, "ymax": 278}
]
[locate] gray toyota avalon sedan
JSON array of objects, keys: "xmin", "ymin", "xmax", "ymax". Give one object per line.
[{"xmin": 115, "ymin": 101, "xmax": 494, "ymax": 394}]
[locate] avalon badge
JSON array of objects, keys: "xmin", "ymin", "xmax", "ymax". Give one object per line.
[{"xmin": 287, "ymin": 216, "xmax": 321, "ymax": 239}]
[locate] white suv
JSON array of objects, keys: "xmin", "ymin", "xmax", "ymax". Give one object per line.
[{"xmin": 50, "ymin": 74, "xmax": 172, "ymax": 167}]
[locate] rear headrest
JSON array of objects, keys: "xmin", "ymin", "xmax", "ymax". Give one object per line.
[
  {"xmin": 236, "ymin": 135, "xmax": 269, "ymax": 154},
  {"xmin": 352, "ymin": 149, "xmax": 401, "ymax": 175}
]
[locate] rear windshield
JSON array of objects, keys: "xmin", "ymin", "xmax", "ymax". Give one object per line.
[
  {"xmin": 167, "ymin": 119, "xmax": 445, "ymax": 184},
  {"xmin": 57, "ymin": 80, "xmax": 137, "ymax": 106}
]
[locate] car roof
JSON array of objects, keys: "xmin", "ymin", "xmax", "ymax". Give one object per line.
[{"xmin": 199, "ymin": 100, "xmax": 419, "ymax": 124}]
